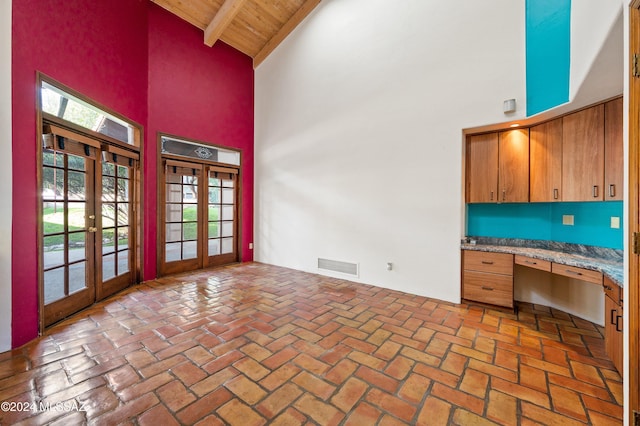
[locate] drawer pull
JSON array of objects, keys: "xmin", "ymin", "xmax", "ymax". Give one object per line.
[
  {"xmin": 604, "ymin": 284, "xmax": 612, "ymax": 291},
  {"xmin": 609, "ymin": 184, "xmax": 615, "ymax": 198},
  {"xmin": 610, "ymin": 308, "xmax": 617, "ymax": 325},
  {"xmin": 565, "ymin": 269, "xmax": 583, "ymax": 276},
  {"xmin": 481, "ymin": 261, "xmax": 494, "ymax": 265},
  {"xmin": 481, "ymin": 286, "xmax": 494, "ymax": 291},
  {"xmin": 524, "ymin": 260, "xmax": 537, "ymax": 265},
  {"xmin": 616, "ymin": 315, "xmax": 623, "ymax": 332}
]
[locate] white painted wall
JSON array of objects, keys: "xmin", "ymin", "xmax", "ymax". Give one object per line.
[
  {"xmin": 0, "ymin": 0, "xmax": 12, "ymax": 352},
  {"xmin": 255, "ymin": 0, "xmax": 624, "ymax": 305},
  {"xmin": 570, "ymin": 0, "xmax": 623, "ymax": 103},
  {"xmin": 255, "ymin": 0, "xmax": 528, "ymax": 302}
]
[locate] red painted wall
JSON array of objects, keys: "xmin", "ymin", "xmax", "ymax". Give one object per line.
[
  {"xmin": 147, "ymin": 5, "xmax": 254, "ymax": 279},
  {"xmin": 11, "ymin": 1, "xmax": 254, "ymax": 348}
]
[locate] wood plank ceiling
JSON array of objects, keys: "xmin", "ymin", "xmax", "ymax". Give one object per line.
[{"xmin": 150, "ymin": 0, "xmax": 321, "ymax": 68}]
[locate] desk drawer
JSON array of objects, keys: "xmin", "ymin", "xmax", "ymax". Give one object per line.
[
  {"xmin": 463, "ymin": 270, "xmax": 513, "ymax": 308},
  {"xmin": 551, "ymin": 264, "xmax": 603, "ymax": 285},
  {"xmin": 603, "ymin": 276, "xmax": 621, "ymax": 304},
  {"xmin": 463, "ymin": 251, "xmax": 513, "ymax": 275},
  {"xmin": 515, "ymin": 255, "xmax": 551, "ymax": 272}
]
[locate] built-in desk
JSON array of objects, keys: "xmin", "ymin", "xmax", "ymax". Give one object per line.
[
  {"xmin": 461, "ymin": 238, "xmax": 624, "ymax": 373},
  {"xmin": 461, "ymin": 240, "xmax": 623, "ymax": 286}
]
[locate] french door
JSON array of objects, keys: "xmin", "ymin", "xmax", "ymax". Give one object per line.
[
  {"xmin": 159, "ymin": 159, "xmax": 239, "ymax": 275},
  {"xmin": 41, "ymin": 123, "xmax": 138, "ymax": 326}
]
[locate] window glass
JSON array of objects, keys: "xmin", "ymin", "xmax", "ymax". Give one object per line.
[{"xmin": 41, "ymin": 81, "xmax": 136, "ymax": 145}]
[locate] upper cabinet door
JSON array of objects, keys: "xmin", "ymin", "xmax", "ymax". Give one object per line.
[
  {"xmin": 499, "ymin": 129, "xmax": 529, "ymax": 203},
  {"xmin": 530, "ymin": 118, "xmax": 563, "ymax": 202},
  {"xmin": 466, "ymin": 133, "xmax": 498, "ymax": 203},
  {"xmin": 562, "ymin": 104, "xmax": 605, "ymax": 201},
  {"xmin": 605, "ymin": 98, "xmax": 623, "ymax": 201}
]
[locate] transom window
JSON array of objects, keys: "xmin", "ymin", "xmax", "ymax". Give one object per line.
[{"xmin": 40, "ymin": 81, "xmax": 137, "ymax": 146}]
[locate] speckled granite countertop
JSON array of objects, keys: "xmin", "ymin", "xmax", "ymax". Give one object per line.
[{"xmin": 461, "ymin": 237, "xmax": 623, "ymax": 287}]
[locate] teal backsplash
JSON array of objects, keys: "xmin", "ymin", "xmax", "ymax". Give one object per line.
[{"xmin": 466, "ymin": 202, "xmax": 623, "ymax": 250}]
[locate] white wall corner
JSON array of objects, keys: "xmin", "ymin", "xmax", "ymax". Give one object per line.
[
  {"xmin": 570, "ymin": 1, "xmax": 624, "ymax": 104},
  {"xmin": 254, "ymin": 0, "xmax": 527, "ymax": 304},
  {"xmin": 0, "ymin": 0, "xmax": 12, "ymax": 352}
]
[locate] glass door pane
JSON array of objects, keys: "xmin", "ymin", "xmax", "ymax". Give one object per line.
[
  {"xmin": 206, "ymin": 169, "xmax": 238, "ymax": 266},
  {"xmin": 98, "ymin": 157, "xmax": 135, "ymax": 299},
  {"xmin": 42, "ymin": 146, "xmax": 96, "ymax": 326},
  {"xmin": 163, "ymin": 164, "xmax": 201, "ymax": 272}
]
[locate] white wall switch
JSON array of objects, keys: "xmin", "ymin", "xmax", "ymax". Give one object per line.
[
  {"xmin": 611, "ymin": 217, "xmax": 620, "ymax": 229},
  {"xmin": 562, "ymin": 215, "xmax": 574, "ymax": 226},
  {"xmin": 249, "ymin": 243, "xmax": 254, "ymax": 249}
]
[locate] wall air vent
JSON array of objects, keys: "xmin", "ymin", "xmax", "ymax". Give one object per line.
[{"xmin": 317, "ymin": 258, "xmax": 359, "ymax": 277}]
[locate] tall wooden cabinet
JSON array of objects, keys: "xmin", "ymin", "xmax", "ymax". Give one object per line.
[
  {"xmin": 604, "ymin": 97, "xmax": 623, "ymax": 201},
  {"xmin": 530, "ymin": 118, "xmax": 563, "ymax": 202},
  {"xmin": 562, "ymin": 104, "xmax": 605, "ymax": 201},
  {"xmin": 466, "ymin": 133, "xmax": 498, "ymax": 203},
  {"xmin": 466, "ymin": 129, "xmax": 529, "ymax": 203},
  {"xmin": 498, "ymin": 129, "xmax": 529, "ymax": 203}
]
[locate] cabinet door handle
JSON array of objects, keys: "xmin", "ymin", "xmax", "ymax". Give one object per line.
[
  {"xmin": 593, "ymin": 185, "xmax": 599, "ymax": 198},
  {"xmin": 481, "ymin": 286, "xmax": 494, "ymax": 291},
  {"xmin": 524, "ymin": 260, "xmax": 537, "ymax": 265},
  {"xmin": 603, "ymin": 284, "xmax": 612, "ymax": 291},
  {"xmin": 616, "ymin": 315, "xmax": 623, "ymax": 332},
  {"xmin": 553, "ymin": 188, "xmax": 559, "ymax": 200},
  {"xmin": 610, "ymin": 308, "xmax": 617, "ymax": 325},
  {"xmin": 481, "ymin": 261, "xmax": 494, "ymax": 265},
  {"xmin": 502, "ymin": 190, "xmax": 506, "ymax": 202},
  {"xmin": 565, "ymin": 269, "xmax": 583, "ymax": 277},
  {"xmin": 609, "ymin": 184, "xmax": 615, "ymax": 198},
  {"xmin": 490, "ymin": 191, "xmax": 494, "ymax": 201}
]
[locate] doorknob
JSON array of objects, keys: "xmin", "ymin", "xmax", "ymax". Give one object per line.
[
  {"xmin": 88, "ymin": 215, "xmax": 96, "ymax": 220},
  {"xmin": 88, "ymin": 227, "xmax": 97, "ymax": 233}
]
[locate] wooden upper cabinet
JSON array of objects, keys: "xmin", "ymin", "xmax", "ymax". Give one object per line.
[
  {"xmin": 466, "ymin": 133, "xmax": 498, "ymax": 203},
  {"xmin": 499, "ymin": 129, "xmax": 529, "ymax": 203},
  {"xmin": 562, "ymin": 104, "xmax": 605, "ymax": 201},
  {"xmin": 530, "ymin": 118, "xmax": 563, "ymax": 202},
  {"xmin": 604, "ymin": 98, "xmax": 623, "ymax": 201}
]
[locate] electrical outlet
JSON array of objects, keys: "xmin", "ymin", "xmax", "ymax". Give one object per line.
[
  {"xmin": 610, "ymin": 217, "xmax": 620, "ymax": 229},
  {"xmin": 562, "ymin": 215, "xmax": 574, "ymax": 226}
]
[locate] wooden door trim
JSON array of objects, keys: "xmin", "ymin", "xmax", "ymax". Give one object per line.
[
  {"xmin": 37, "ymin": 73, "xmax": 144, "ymax": 332},
  {"xmin": 629, "ymin": 2, "xmax": 640, "ymax": 418},
  {"xmin": 157, "ymin": 133, "xmax": 242, "ymax": 277}
]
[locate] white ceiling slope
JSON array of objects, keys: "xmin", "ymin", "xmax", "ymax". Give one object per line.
[{"xmin": 570, "ymin": 11, "xmax": 624, "ymax": 108}]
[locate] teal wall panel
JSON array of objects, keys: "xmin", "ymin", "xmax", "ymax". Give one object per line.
[
  {"xmin": 467, "ymin": 202, "xmax": 623, "ymax": 249},
  {"xmin": 526, "ymin": 0, "xmax": 571, "ymax": 116}
]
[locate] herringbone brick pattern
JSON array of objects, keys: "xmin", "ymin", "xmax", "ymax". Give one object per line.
[{"xmin": 0, "ymin": 263, "xmax": 623, "ymax": 425}]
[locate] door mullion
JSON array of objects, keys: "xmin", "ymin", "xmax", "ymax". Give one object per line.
[
  {"xmin": 92, "ymin": 157, "xmax": 101, "ymax": 301},
  {"xmin": 199, "ymin": 168, "xmax": 207, "ymax": 269}
]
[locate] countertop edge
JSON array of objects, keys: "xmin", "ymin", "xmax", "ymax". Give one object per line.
[{"xmin": 461, "ymin": 244, "xmax": 624, "ymax": 287}]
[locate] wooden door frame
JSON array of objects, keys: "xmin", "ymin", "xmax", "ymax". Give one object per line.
[
  {"xmin": 629, "ymin": 0, "xmax": 640, "ymax": 419},
  {"xmin": 36, "ymin": 73, "xmax": 144, "ymax": 332},
  {"xmin": 156, "ymin": 133, "xmax": 242, "ymax": 278}
]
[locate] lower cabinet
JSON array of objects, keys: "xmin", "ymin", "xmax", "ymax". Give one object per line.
[
  {"xmin": 603, "ymin": 277, "xmax": 623, "ymax": 375},
  {"xmin": 462, "ymin": 251, "xmax": 514, "ymax": 308}
]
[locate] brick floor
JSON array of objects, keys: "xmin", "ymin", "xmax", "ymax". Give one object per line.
[{"xmin": 0, "ymin": 263, "xmax": 623, "ymax": 425}]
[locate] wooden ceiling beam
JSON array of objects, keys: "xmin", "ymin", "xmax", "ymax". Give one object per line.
[
  {"xmin": 204, "ymin": 0, "xmax": 249, "ymax": 47},
  {"xmin": 253, "ymin": 0, "xmax": 321, "ymax": 68}
]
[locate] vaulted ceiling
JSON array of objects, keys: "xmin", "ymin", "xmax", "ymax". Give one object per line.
[{"xmin": 150, "ymin": 0, "xmax": 321, "ymax": 68}]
